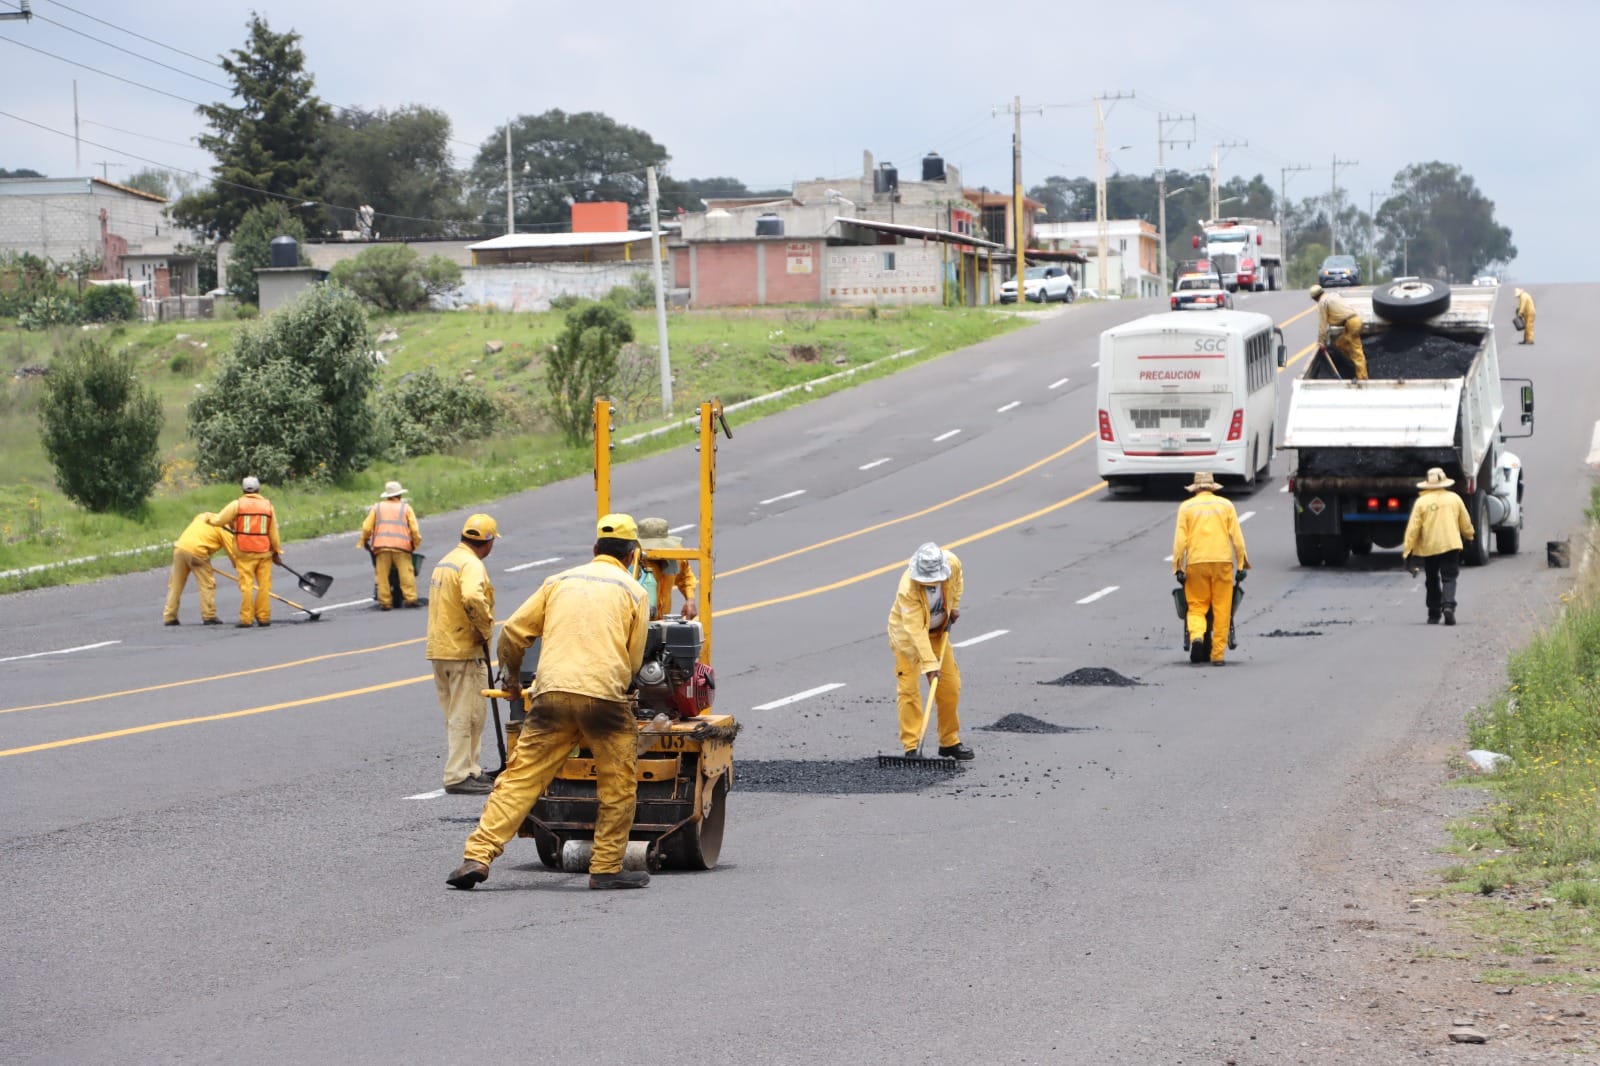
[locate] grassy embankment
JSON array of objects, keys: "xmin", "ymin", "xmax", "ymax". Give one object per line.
[
  {"xmin": 0, "ymin": 303, "xmax": 1029, "ymax": 590},
  {"xmin": 1438, "ymin": 487, "xmax": 1600, "ymax": 989}
]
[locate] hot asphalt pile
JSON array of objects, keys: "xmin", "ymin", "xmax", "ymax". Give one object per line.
[
  {"xmin": 1262, "ymin": 629, "xmax": 1323, "ymax": 638},
  {"xmin": 978, "ymin": 713, "xmax": 1087, "ymax": 734},
  {"xmin": 1038, "ymin": 667, "xmax": 1140, "ymax": 687},
  {"xmin": 736, "ymin": 759, "xmax": 960, "ymax": 794},
  {"xmin": 1311, "ymin": 326, "xmax": 1479, "ymax": 381}
]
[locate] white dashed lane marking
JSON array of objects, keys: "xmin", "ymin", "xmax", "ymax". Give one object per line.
[
  {"xmin": 1076, "ymin": 586, "xmax": 1120, "ymax": 605},
  {"xmin": 1239, "ymin": 511, "xmax": 1256, "ymax": 522},
  {"xmin": 1280, "ymin": 484, "xmax": 1290, "ymax": 493},
  {"xmin": 752, "ymin": 683, "xmax": 845, "ymax": 711},
  {"xmin": 759, "ymin": 489, "xmax": 806, "ymax": 505},
  {"xmin": 1048, "ymin": 377, "xmax": 1070, "ymax": 390},
  {"xmin": 952, "ymin": 629, "xmax": 1009, "ymax": 648},
  {"xmin": 996, "ymin": 401, "xmax": 1020, "ymax": 413},
  {"xmin": 667, "ymin": 524, "xmax": 695, "ymax": 534},
  {"xmin": 505, "ymin": 557, "xmax": 562, "ymax": 573},
  {"xmin": 859, "ymin": 458, "xmax": 891, "ymax": 471},
  {"xmin": 1091, "ymin": 361, "xmax": 1100, "ymax": 368},
  {"xmin": 932, "ymin": 429, "xmax": 961, "ymax": 443},
  {"xmin": 405, "ymin": 789, "xmax": 446, "ymax": 800},
  {"xmin": 0, "ymin": 640, "xmax": 120, "ymax": 664}
]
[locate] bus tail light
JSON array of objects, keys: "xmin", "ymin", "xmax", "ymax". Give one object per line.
[
  {"xmin": 1098, "ymin": 409, "xmax": 1114, "ymax": 442},
  {"xmin": 1226, "ymin": 409, "xmax": 1244, "ymax": 442}
]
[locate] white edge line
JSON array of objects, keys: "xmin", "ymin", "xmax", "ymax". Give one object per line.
[
  {"xmin": 1279, "ymin": 484, "xmax": 1290, "ymax": 493},
  {"xmin": 506, "ymin": 556, "xmax": 562, "ymax": 573},
  {"xmin": 859, "ymin": 458, "xmax": 891, "ymax": 471},
  {"xmin": 759, "ymin": 489, "xmax": 806, "ymax": 506},
  {"xmin": 1048, "ymin": 377, "xmax": 1070, "ymax": 389},
  {"xmin": 996, "ymin": 401, "xmax": 1021, "ymax": 413},
  {"xmin": 405, "ymin": 789, "xmax": 446, "ymax": 800},
  {"xmin": 1075, "ymin": 585, "xmax": 1120, "ymax": 605},
  {"xmin": 319, "ymin": 597, "xmax": 375, "ymax": 611},
  {"xmin": 932, "ymin": 428, "xmax": 961, "ymax": 443},
  {"xmin": 952, "ymin": 629, "xmax": 1009, "ymax": 648},
  {"xmin": 1163, "ymin": 554, "xmax": 1174, "ymax": 562},
  {"xmin": 0, "ymin": 639, "xmax": 121, "ymax": 664},
  {"xmin": 1090, "ymin": 361, "xmax": 1100, "ymax": 368},
  {"xmin": 1239, "ymin": 511, "xmax": 1256, "ymax": 522},
  {"xmin": 667, "ymin": 524, "xmax": 695, "ymax": 534},
  {"xmin": 752, "ymin": 682, "xmax": 845, "ymax": 711}
]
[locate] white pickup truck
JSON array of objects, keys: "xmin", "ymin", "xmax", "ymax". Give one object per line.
[
  {"xmin": 1282, "ymin": 283, "xmax": 1534, "ymax": 567},
  {"xmin": 1000, "ymin": 265, "xmax": 1077, "ymax": 304}
]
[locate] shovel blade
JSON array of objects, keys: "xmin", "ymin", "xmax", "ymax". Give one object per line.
[{"xmin": 298, "ymin": 571, "xmax": 334, "ymax": 598}]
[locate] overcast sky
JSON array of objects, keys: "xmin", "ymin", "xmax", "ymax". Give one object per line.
[{"xmin": 1, "ymin": 0, "xmax": 1589, "ymax": 281}]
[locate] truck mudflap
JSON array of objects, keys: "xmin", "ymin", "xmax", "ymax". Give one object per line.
[{"xmin": 1294, "ymin": 492, "xmax": 1341, "ymax": 534}]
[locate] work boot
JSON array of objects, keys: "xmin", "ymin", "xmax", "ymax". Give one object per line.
[
  {"xmin": 236, "ymin": 622, "xmax": 253, "ymax": 629},
  {"xmin": 444, "ymin": 776, "xmax": 492, "ymax": 795},
  {"xmin": 1427, "ymin": 613, "xmax": 1441, "ymax": 624},
  {"xmin": 1443, "ymin": 609, "xmax": 1456, "ymax": 626},
  {"xmin": 257, "ymin": 621, "xmax": 271, "ymax": 628},
  {"xmin": 379, "ymin": 604, "xmax": 393, "ymax": 612},
  {"xmin": 446, "ymin": 860, "xmax": 489, "ymax": 890},
  {"xmin": 403, "ymin": 601, "xmax": 422, "ymax": 609},
  {"xmin": 589, "ymin": 870, "xmax": 650, "ymax": 890},
  {"xmin": 164, "ymin": 619, "xmax": 180, "ymax": 626},
  {"xmin": 938, "ymin": 743, "xmax": 975, "ymax": 761},
  {"xmin": 1210, "ymin": 660, "xmax": 1226, "ymax": 667},
  {"xmin": 203, "ymin": 618, "xmax": 224, "ymax": 626}
]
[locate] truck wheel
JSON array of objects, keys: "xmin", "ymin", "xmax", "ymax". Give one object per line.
[
  {"xmin": 1296, "ymin": 533, "xmax": 1324, "ymax": 567},
  {"xmin": 1495, "ymin": 526, "xmax": 1521, "ymax": 555},
  {"xmin": 1322, "ymin": 535, "xmax": 1350, "ymax": 567},
  {"xmin": 1372, "ymin": 278, "xmax": 1451, "ymax": 324},
  {"xmin": 1350, "ymin": 532, "xmax": 1373, "ymax": 556},
  {"xmin": 1464, "ymin": 492, "xmax": 1491, "ymax": 566}
]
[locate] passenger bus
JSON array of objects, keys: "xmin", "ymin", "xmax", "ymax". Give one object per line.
[{"xmin": 1095, "ymin": 310, "xmax": 1286, "ymax": 492}]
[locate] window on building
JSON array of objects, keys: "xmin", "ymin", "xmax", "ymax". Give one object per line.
[{"xmin": 882, "ymin": 252, "xmax": 896, "ymax": 271}]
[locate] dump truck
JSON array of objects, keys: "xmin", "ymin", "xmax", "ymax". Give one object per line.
[
  {"xmin": 1192, "ymin": 218, "xmax": 1283, "ymax": 292},
  {"xmin": 1281, "ymin": 281, "xmax": 1534, "ymax": 568}
]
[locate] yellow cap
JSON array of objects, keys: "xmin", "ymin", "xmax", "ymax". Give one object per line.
[
  {"xmin": 596, "ymin": 513, "xmax": 639, "ymax": 540},
  {"xmin": 462, "ymin": 513, "xmax": 499, "ymax": 541}
]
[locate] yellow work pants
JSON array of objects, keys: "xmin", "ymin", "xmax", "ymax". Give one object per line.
[
  {"xmin": 1184, "ymin": 561, "xmax": 1235, "ymax": 662},
  {"xmin": 234, "ymin": 553, "xmax": 273, "ymax": 624},
  {"xmin": 894, "ymin": 633, "xmax": 961, "ymax": 752},
  {"xmin": 464, "ymin": 691, "xmax": 638, "ymax": 875},
  {"xmin": 163, "ymin": 548, "xmax": 219, "ymax": 623},
  {"xmin": 1523, "ymin": 310, "xmax": 1536, "ymax": 343},
  {"xmin": 433, "ymin": 658, "xmax": 487, "ymax": 787},
  {"xmin": 373, "ymin": 549, "xmax": 418, "ymax": 608},
  {"xmin": 1335, "ymin": 316, "xmax": 1367, "ymax": 380}
]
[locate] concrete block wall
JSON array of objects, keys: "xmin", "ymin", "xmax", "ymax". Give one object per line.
[
  {"xmin": 439, "ymin": 261, "xmax": 665, "ymax": 312},
  {"xmin": 824, "ymin": 245, "xmax": 943, "ymax": 305}
]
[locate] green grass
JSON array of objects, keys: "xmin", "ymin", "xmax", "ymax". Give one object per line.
[{"xmin": 0, "ymin": 303, "xmax": 1023, "ymax": 589}]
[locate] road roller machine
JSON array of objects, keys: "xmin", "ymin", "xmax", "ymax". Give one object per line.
[{"xmin": 499, "ymin": 398, "xmax": 737, "ymax": 873}]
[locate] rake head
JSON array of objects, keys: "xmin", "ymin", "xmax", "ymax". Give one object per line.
[{"xmin": 876, "ymin": 752, "xmax": 961, "ymax": 772}]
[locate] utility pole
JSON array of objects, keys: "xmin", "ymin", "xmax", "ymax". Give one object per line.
[
  {"xmin": 646, "ymin": 166, "xmax": 672, "ymax": 416},
  {"xmin": 91, "ymin": 160, "xmax": 112, "ymax": 179},
  {"xmin": 1330, "ymin": 154, "xmax": 1358, "ymax": 254},
  {"xmin": 504, "ymin": 121, "xmax": 514, "ymax": 236},
  {"xmin": 0, "ymin": 1, "xmax": 33, "ymax": 21},
  {"xmin": 1013, "ymin": 95, "xmax": 1025, "ymax": 284},
  {"xmin": 1209, "ymin": 140, "xmax": 1247, "ymax": 221},
  {"xmin": 72, "ymin": 80, "xmax": 80, "ymax": 174},
  {"xmin": 1279, "ymin": 163, "xmax": 1312, "ymax": 270},
  {"xmin": 1367, "ymin": 189, "xmax": 1377, "ymax": 283},
  {"xmin": 1093, "ymin": 91, "xmax": 1134, "ymax": 298},
  {"xmin": 1156, "ymin": 112, "xmax": 1194, "ymax": 297}
]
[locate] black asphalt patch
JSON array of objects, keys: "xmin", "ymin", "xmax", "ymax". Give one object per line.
[
  {"xmin": 1263, "ymin": 629, "xmax": 1323, "ymax": 638},
  {"xmin": 735, "ymin": 759, "xmax": 960, "ymax": 793},
  {"xmin": 1039, "ymin": 667, "xmax": 1140, "ymax": 687},
  {"xmin": 979, "ymin": 713, "xmax": 1092, "ymax": 734}
]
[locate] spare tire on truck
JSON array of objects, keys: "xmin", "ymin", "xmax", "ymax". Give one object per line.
[{"xmin": 1372, "ymin": 278, "xmax": 1451, "ymax": 324}]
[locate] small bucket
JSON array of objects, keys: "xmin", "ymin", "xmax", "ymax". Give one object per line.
[{"xmin": 1547, "ymin": 540, "xmax": 1572, "ymax": 568}]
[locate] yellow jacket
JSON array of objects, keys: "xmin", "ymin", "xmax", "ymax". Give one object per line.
[
  {"xmin": 1317, "ymin": 294, "xmax": 1361, "ymax": 345},
  {"xmin": 1515, "ymin": 289, "xmax": 1535, "ymax": 318},
  {"xmin": 211, "ymin": 497, "xmax": 281, "ymax": 556},
  {"xmin": 1403, "ymin": 488, "xmax": 1475, "ymax": 558},
  {"xmin": 641, "ymin": 557, "xmax": 697, "ymax": 618},
  {"xmin": 426, "ymin": 543, "xmax": 495, "ymax": 661},
  {"xmin": 359, "ymin": 500, "xmax": 422, "ymax": 553},
  {"xmin": 175, "ymin": 512, "xmax": 236, "ymax": 563},
  {"xmin": 497, "ymin": 554, "xmax": 649, "ymax": 703},
  {"xmin": 1173, "ymin": 491, "xmax": 1250, "ymax": 570},
  {"xmin": 886, "ymin": 550, "xmax": 963, "ymax": 672}
]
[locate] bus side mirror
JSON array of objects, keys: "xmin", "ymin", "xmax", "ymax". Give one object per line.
[
  {"xmin": 1521, "ymin": 384, "xmax": 1535, "ymax": 425},
  {"xmin": 1278, "ymin": 344, "xmax": 1288, "ymax": 368}
]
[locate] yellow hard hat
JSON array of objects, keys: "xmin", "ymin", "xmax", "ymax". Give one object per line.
[
  {"xmin": 596, "ymin": 513, "xmax": 639, "ymax": 540},
  {"xmin": 461, "ymin": 513, "xmax": 499, "ymax": 541},
  {"xmin": 1308, "ymin": 284, "xmax": 1324, "ymax": 301}
]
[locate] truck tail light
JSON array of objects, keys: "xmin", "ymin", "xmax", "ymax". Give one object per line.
[
  {"xmin": 1466, "ymin": 477, "xmax": 1476, "ymax": 495},
  {"xmin": 1241, "ymin": 259, "xmax": 1255, "ymax": 273},
  {"xmin": 1387, "ymin": 497, "xmax": 1401, "ymax": 511},
  {"xmin": 1191, "ymin": 235, "xmax": 1200, "ymax": 249},
  {"xmin": 1098, "ymin": 409, "xmax": 1114, "ymax": 442},
  {"xmin": 1256, "ymin": 233, "xmax": 1263, "ymax": 245},
  {"xmin": 1171, "ymin": 297, "xmax": 1178, "ymax": 309},
  {"xmin": 1367, "ymin": 496, "xmax": 1380, "ymax": 510},
  {"xmin": 1226, "ymin": 409, "xmax": 1244, "ymax": 442}
]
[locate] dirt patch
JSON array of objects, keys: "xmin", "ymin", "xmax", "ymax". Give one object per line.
[
  {"xmin": 1038, "ymin": 667, "xmax": 1140, "ymax": 687},
  {"xmin": 1263, "ymin": 629, "xmax": 1323, "ymax": 638},
  {"xmin": 735, "ymin": 759, "xmax": 960, "ymax": 794},
  {"xmin": 978, "ymin": 713, "xmax": 1092, "ymax": 734}
]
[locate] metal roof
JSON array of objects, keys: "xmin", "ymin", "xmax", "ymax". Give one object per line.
[
  {"xmin": 467, "ymin": 231, "xmax": 654, "ymax": 252},
  {"xmin": 834, "ymin": 216, "xmax": 1005, "ymax": 250}
]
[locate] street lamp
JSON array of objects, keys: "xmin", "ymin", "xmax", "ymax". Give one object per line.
[{"xmin": 1158, "ymin": 185, "xmax": 1191, "ymax": 298}]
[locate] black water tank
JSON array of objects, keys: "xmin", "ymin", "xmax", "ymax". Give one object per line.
[
  {"xmin": 755, "ymin": 214, "xmax": 784, "ymax": 236},
  {"xmin": 269, "ymin": 235, "xmax": 299, "ymax": 268},
  {"xmin": 879, "ymin": 162, "xmax": 898, "ymax": 193},
  {"xmin": 922, "ymin": 152, "xmax": 946, "ymax": 182}
]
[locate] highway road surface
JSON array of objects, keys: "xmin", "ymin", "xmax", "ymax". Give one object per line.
[{"xmin": 2, "ymin": 285, "xmax": 1593, "ymax": 1064}]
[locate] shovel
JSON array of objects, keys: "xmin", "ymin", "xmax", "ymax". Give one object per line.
[
  {"xmin": 213, "ymin": 562, "xmax": 321, "ymax": 620},
  {"xmin": 877, "ymin": 630, "xmax": 959, "ymax": 772},
  {"xmin": 276, "ymin": 559, "xmax": 333, "ymax": 598}
]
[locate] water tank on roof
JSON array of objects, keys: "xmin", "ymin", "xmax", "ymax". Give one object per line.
[
  {"xmin": 922, "ymin": 152, "xmax": 946, "ymax": 182},
  {"xmin": 755, "ymin": 214, "xmax": 784, "ymax": 237},
  {"xmin": 269, "ymin": 235, "xmax": 299, "ymax": 268},
  {"xmin": 876, "ymin": 162, "xmax": 899, "ymax": 194}
]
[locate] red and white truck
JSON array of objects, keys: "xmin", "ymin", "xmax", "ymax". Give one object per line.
[{"xmin": 1191, "ymin": 218, "xmax": 1283, "ymax": 293}]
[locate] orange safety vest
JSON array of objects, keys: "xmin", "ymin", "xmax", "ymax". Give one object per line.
[
  {"xmin": 370, "ymin": 499, "xmax": 413, "ymax": 552},
  {"xmin": 235, "ymin": 495, "xmax": 275, "ymax": 554}
]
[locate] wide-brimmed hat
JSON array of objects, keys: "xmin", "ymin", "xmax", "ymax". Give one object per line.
[
  {"xmin": 637, "ymin": 516, "xmax": 681, "ymax": 550},
  {"xmin": 380, "ymin": 480, "xmax": 408, "ymax": 499},
  {"xmin": 1417, "ymin": 467, "xmax": 1455, "ymax": 490},
  {"xmin": 908, "ymin": 542, "xmax": 950, "ymax": 584},
  {"xmin": 1186, "ymin": 471, "xmax": 1220, "ymax": 492}
]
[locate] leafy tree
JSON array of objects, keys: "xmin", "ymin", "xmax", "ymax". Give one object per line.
[
  {"xmin": 227, "ymin": 201, "xmax": 307, "ymax": 304},
  {"xmin": 656, "ymin": 176, "xmax": 787, "ymax": 217},
  {"xmin": 1374, "ymin": 162, "xmax": 1515, "ymax": 282},
  {"xmin": 319, "ymin": 105, "xmax": 465, "ymax": 238},
  {"xmin": 123, "ymin": 168, "xmax": 196, "ymax": 201},
  {"xmin": 0, "ymin": 252, "xmax": 59, "ymax": 316},
  {"xmin": 469, "ymin": 110, "xmax": 669, "ymax": 231},
  {"xmin": 1288, "ymin": 241, "xmax": 1330, "ymax": 289},
  {"xmin": 189, "ymin": 283, "xmax": 378, "ymax": 483},
  {"xmin": 39, "ymin": 337, "xmax": 164, "ymax": 514},
  {"xmin": 17, "ymin": 293, "xmax": 82, "ymax": 330},
  {"xmin": 0, "ymin": 167, "xmax": 45, "ymax": 178},
  {"xmin": 329, "ymin": 245, "xmax": 461, "ymax": 311},
  {"xmin": 81, "ymin": 284, "xmax": 139, "ymax": 323},
  {"xmin": 379, "ymin": 366, "xmax": 498, "ymax": 459},
  {"xmin": 545, "ymin": 301, "xmax": 634, "ymax": 444},
  {"xmin": 170, "ymin": 15, "xmax": 331, "ymax": 240}
]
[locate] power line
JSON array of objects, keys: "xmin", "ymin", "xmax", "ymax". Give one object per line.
[
  {"xmin": 18, "ymin": 6, "xmax": 232, "ymax": 90},
  {"xmin": 37, "ymin": 0, "xmax": 222, "ymax": 68},
  {"xmin": 0, "ymin": 36, "xmax": 209, "ymax": 107},
  {"xmin": 81, "ymin": 118, "xmax": 207, "ymax": 154}
]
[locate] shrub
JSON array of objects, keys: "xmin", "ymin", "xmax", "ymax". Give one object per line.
[
  {"xmin": 81, "ymin": 284, "xmax": 139, "ymax": 323},
  {"xmin": 545, "ymin": 300, "xmax": 633, "ymax": 444},
  {"xmin": 329, "ymin": 246, "xmax": 463, "ymax": 312},
  {"xmin": 379, "ymin": 366, "xmax": 499, "ymax": 458},
  {"xmin": 18, "ymin": 293, "xmax": 82, "ymax": 330},
  {"xmin": 38, "ymin": 336, "xmax": 164, "ymax": 513},
  {"xmin": 189, "ymin": 283, "xmax": 379, "ymax": 483},
  {"xmin": 228, "ymin": 202, "xmax": 307, "ymax": 304},
  {"xmin": 602, "ymin": 273, "xmax": 655, "ymax": 309},
  {"xmin": 0, "ymin": 252, "xmax": 59, "ymax": 317}
]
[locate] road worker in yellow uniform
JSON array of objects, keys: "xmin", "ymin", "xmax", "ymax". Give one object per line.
[
  {"xmin": 1311, "ymin": 284, "xmax": 1368, "ymax": 381},
  {"xmin": 888, "ymin": 542, "xmax": 972, "ymax": 760},
  {"xmin": 210, "ymin": 476, "xmax": 281, "ymax": 628},
  {"xmin": 359, "ymin": 480, "xmax": 422, "ymax": 610},
  {"xmin": 1173, "ymin": 471, "xmax": 1251, "ymax": 666},
  {"xmin": 448, "ymin": 514, "xmax": 650, "ymax": 892},
  {"xmin": 162, "ymin": 512, "xmax": 236, "ymax": 626},
  {"xmin": 426, "ymin": 514, "xmax": 498, "ymax": 795},
  {"xmin": 1402, "ymin": 467, "xmax": 1476, "ymax": 626},
  {"xmin": 637, "ymin": 516, "xmax": 698, "ymax": 619},
  {"xmin": 1514, "ymin": 287, "xmax": 1536, "ymax": 345}
]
